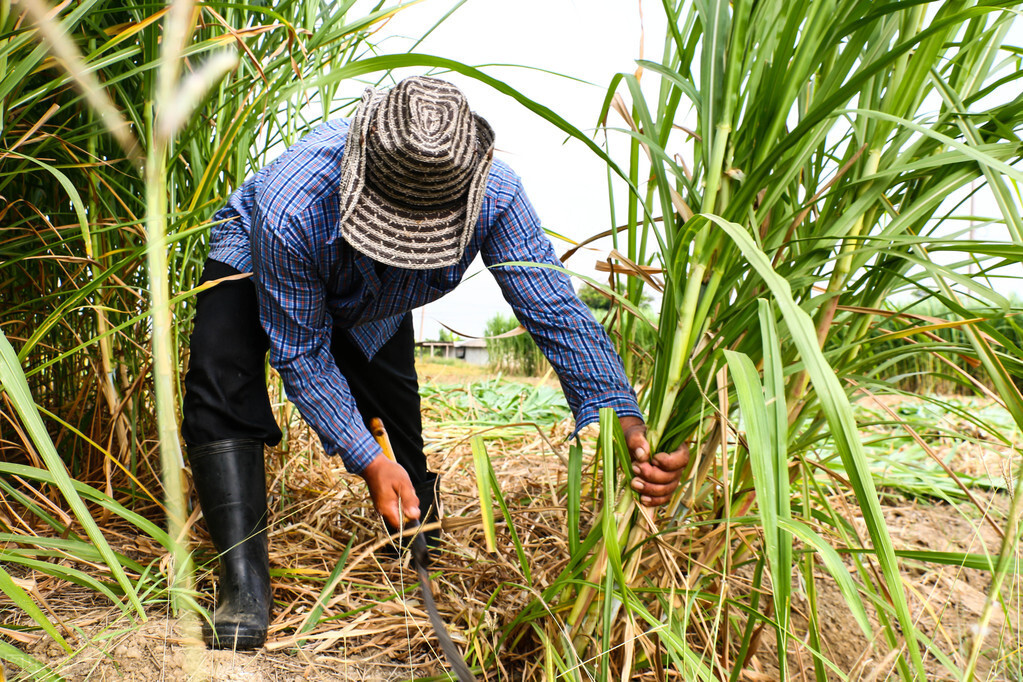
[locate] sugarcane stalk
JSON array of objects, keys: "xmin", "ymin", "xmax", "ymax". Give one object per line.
[
  {"xmin": 567, "ymin": 490, "xmax": 635, "ymax": 650},
  {"xmin": 787, "ymin": 147, "xmax": 882, "ymax": 415},
  {"xmin": 702, "ymin": 125, "xmax": 731, "ymax": 216},
  {"xmin": 648, "ymin": 261, "xmax": 706, "ymax": 449},
  {"xmin": 148, "ymin": 0, "xmax": 198, "ymax": 615},
  {"xmin": 145, "ymin": 124, "xmax": 190, "ymax": 614},
  {"xmin": 85, "ymin": 96, "xmax": 131, "ymax": 508},
  {"xmin": 0, "ymin": 0, "xmax": 9, "ymax": 136},
  {"xmin": 620, "ymin": 125, "xmax": 642, "ymax": 377}
]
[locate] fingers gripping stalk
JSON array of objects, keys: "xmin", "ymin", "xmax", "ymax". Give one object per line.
[
  {"xmin": 619, "ymin": 415, "xmax": 691, "ymax": 507},
  {"xmin": 370, "ymin": 418, "xmax": 475, "ymax": 682}
]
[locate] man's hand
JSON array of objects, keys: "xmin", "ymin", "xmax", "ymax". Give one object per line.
[
  {"xmin": 360, "ymin": 453, "xmax": 420, "ymax": 528},
  {"xmin": 620, "ymin": 415, "xmax": 690, "ymax": 507}
]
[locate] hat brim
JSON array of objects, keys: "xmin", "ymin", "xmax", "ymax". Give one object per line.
[
  {"xmin": 337, "ymin": 88, "xmax": 495, "ymax": 270},
  {"xmin": 341, "ymin": 180, "xmax": 469, "ymax": 269}
]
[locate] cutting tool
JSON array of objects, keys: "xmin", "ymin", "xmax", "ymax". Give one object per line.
[{"xmin": 370, "ymin": 417, "xmax": 475, "ymax": 682}]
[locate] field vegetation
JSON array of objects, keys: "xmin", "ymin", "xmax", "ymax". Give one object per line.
[
  {"xmin": 1, "ymin": 0, "xmax": 1022, "ymax": 681},
  {"xmin": 865, "ymin": 295, "xmax": 1023, "ymax": 393},
  {"xmin": 483, "ymin": 313, "xmax": 549, "ymax": 377}
]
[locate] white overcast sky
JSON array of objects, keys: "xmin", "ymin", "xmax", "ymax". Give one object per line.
[{"xmin": 349, "ymin": 1, "xmax": 1022, "ymax": 339}]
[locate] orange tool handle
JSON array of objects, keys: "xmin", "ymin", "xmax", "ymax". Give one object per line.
[{"xmin": 369, "ymin": 417, "xmax": 396, "ymax": 462}]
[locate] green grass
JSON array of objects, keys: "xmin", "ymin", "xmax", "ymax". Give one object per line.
[{"xmin": 420, "ymin": 377, "xmax": 569, "ymax": 428}]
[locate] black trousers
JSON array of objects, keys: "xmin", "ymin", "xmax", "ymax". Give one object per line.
[{"xmin": 181, "ymin": 259, "xmax": 428, "ymax": 484}]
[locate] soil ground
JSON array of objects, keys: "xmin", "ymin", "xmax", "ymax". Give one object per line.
[{"xmin": 1, "ymin": 364, "xmax": 1020, "ymax": 681}]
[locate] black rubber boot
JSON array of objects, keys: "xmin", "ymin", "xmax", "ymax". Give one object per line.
[{"xmin": 188, "ymin": 439, "xmax": 271, "ymax": 650}]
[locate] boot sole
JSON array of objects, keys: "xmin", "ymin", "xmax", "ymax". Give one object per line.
[{"xmin": 203, "ymin": 623, "xmax": 267, "ymax": 650}]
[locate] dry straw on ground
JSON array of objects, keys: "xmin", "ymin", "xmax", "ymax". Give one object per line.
[
  {"xmin": 1, "ymin": 370, "xmax": 1019, "ymax": 681},
  {"xmin": 1, "ymin": 366, "xmax": 586, "ymax": 680}
]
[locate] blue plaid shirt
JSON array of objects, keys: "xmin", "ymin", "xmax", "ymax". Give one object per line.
[{"xmin": 208, "ymin": 118, "xmax": 641, "ymax": 474}]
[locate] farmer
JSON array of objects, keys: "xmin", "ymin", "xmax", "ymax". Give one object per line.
[{"xmin": 181, "ymin": 76, "xmax": 689, "ymax": 650}]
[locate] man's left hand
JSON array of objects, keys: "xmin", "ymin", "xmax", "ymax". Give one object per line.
[{"xmin": 619, "ymin": 415, "xmax": 690, "ymax": 507}]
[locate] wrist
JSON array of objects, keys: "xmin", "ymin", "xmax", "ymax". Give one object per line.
[
  {"xmin": 358, "ymin": 451, "xmax": 388, "ymax": 479},
  {"xmin": 619, "ymin": 415, "xmax": 646, "ymax": 432}
]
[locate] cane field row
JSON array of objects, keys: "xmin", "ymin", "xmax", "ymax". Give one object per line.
[{"xmin": 1, "ymin": 0, "xmax": 1022, "ymax": 680}]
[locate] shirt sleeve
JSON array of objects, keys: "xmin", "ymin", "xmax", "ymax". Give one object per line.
[
  {"xmin": 480, "ymin": 179, "xmax": 643, "ymax": 431},
  {"xmin": 250, "ymin": 208, "xmax": 381, "ymax": 474}
]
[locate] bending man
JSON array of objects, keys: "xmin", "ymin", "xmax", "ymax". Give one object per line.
[{"xmin": 181, "ymin": 76, "xmax": 689, "ymax": 650}]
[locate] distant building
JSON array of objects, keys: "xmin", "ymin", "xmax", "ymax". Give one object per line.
[
  {"xmin": 454, "ymin": 338, "xmax": 488, "ymax": 365},
  {"xmin": 416, "ymin": 338, "xmax": 489, "ymax": 366}
]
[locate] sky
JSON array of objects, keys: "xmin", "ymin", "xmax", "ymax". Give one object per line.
[{"xmin": 349, "ymin": 1, "xmax": 1023, "ymax": 340}]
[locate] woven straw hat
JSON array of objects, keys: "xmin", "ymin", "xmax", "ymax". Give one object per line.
[{"xmin": 337, "ymin": 77, "xmax": 496, "ymax": 269}]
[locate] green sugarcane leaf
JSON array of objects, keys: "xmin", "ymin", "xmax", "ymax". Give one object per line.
[
  {"xmin": 0, "ymin": 552, "xmax": 122, "ymax": 604},
  {"xmin": 0, "ymin": 331, "xmax": 144, "ymax": 617},
  {"xmin": 628, "ymin": 593, "xmax": 717, "ymax": 681},
  {"xmin": 707, "ymin": 213, "xmax": 926, "ymax": 677},
  {"xmin": 778, "ymin": 518, "xmax": 873, "ymax": 637},
  {"xmin": 0, "ymin": 462, "xmax": 172, "ymax": 551},
  {"xmin": 845, "ymin": 549, "xmax": 1008, "ymax": 573},
  {"xmin": 598, "ymin": 408, "xmax": 628, "ymax": 590},
  {"xmin": 471, "ymin": 436, "xmax": 498, "ymax": 555},
  {"xmin": 297, "ymin": 534, "xmax": 355, "ymax": 638},
  {"xmin": 0, "ymin": 563, "xmax": 72, "ymax": 653},
  {"xmin": 567, "ymin": 440, "xmax": 583, "ymax": 558},
  {"xmin": 724, "ymin": 347, "xmax": 790, "ymax": 679},
  {"xmin": 283, "ymin": 53, "xmax": 636, "ymax": 189},
  {"xmin": 0, "ymin": 638, "xmax": 59, "ymax": 681},
  {"xmin": 472, "ymin": 437, "xmax": 530, "ymax": 582},
  {"xmin": 843, "ymin": 107, "xmax": 1023, "ymax": 183},
  {"xmin": 2, "ymin": 150, "xmax": 91, "ymax": 257},
  {"xmin": 759, "ymin": 300, "xmax": 793, "ymax": 575},
  {"xmin": 1, "ymin": 534, "xmax": 145, "ymax": 575},
  {"xmin": 0, "ymin": 478, "xmax": 66, "ymax": 535}
]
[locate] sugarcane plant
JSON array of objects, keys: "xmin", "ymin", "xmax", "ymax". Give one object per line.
[
  {"xmin": 502, "ymin": 1, "xmax": 1023, "ymax": 679},
  {"xmin": 4, "ymin": 0, "xmax": 1023, "ymax": 678},
  {"xmin": 0, "ymin": 0, "xmax": 448, "ymax": 675}
]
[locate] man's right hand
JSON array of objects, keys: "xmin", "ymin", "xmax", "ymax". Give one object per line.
[{"xmin": 359, "ymin": 453, "xmax": 420, "ymax": 528}]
